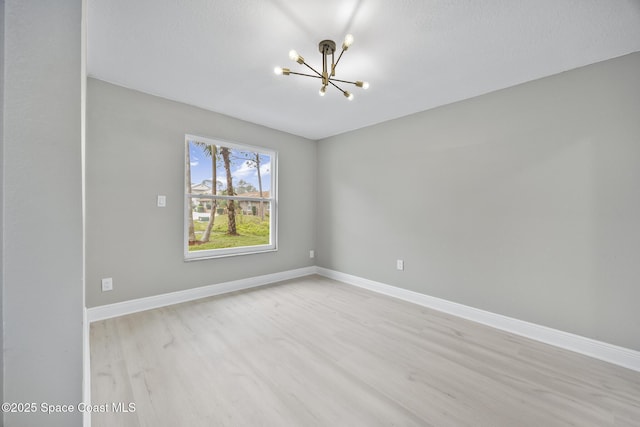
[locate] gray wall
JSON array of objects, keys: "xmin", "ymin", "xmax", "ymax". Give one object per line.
[
  {"xmin": 3, "ymin": 0, "xmax": 84, "ymax": 426},
  {"xmin": 317, "ymin": 52, "xmax": 640, "ymax": 351},
  {"xmin": 86, "ymin": 79, "xmax": 316, "ymax": 307}
]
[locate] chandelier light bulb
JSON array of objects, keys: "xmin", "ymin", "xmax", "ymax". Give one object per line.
[
  {"xmin": 274, "ymin": 67, "xmax": 290, "ymax": 76},
  {"xmin": 319, "ymin": 86, "xmax": 326, "ymax": 96},
  {"xmin": 344, "ymin": 91, "xmax": 354, "ymax": 100},
  {"xmin": 289, "ymin": 50, "xmax": 304, "ymax": 64},
  {"xmin": 343, "ymin": 34, "xmax": 354, "ymax": 49},
  {"xmin": 362, "ymin": 81, "xmax": 370, "ymax": 89}
]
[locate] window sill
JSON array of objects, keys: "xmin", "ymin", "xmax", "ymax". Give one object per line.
[{"xmin": 184, "ymin": 246, "xmax": 277, "ymax": 261}]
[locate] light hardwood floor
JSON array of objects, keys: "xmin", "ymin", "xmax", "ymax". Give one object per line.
[{"xmin": 91, "ymin": 275, "xmax": 640, "ymax": 426}]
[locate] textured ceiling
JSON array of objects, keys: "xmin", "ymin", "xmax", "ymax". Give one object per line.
[{"xmin": 87, "ymin": 0, "xmax": 640, "ymax": 140}]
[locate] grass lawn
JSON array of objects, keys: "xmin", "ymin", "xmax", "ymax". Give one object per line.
[{"xmin": 189, "ymin": 214, "xmax": 269, "ymax": 251}]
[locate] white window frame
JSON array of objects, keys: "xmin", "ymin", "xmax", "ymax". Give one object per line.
[{"xmin": 184, "ymin": 134, "xmax": 278, "ymax": 261}]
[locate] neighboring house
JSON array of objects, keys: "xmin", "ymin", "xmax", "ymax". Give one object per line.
[
  {"xmin": 191, "ymin": 181, "xmax": 213, "ymax": 212},
  {"xmin": 191, "ymin": 182, "xmax": 269, "ymax": 218},
  {"xmin": 191, "ymin": 181, "xmax": 213, "ymax": 196},
  {"xmin": 236, "ymin": 191, "xmax": 270, "ymax": 216},
  {"xmin": 190, "ymin": 181, "xmax": 214, "ymax": 220}
]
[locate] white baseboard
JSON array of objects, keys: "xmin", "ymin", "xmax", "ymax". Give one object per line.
[
  {"xmin": 86, "ymin": 264, "xmax": 640, "ymax": 372},
  {"xmin": 87, "ymin": 266, "xmax": 316, "ymax": 322},
  {"xmin": 316, "ymin": 267, "xmax": 640, "ymax": 372}
]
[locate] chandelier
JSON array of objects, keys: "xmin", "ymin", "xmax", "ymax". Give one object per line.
[{"xmin": 274, "ymin": 34, "xmax": 369, "ymax": 100}]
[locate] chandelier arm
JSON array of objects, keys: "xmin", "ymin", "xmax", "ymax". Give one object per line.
[
  {"xmin": 301, "ymin": 61, "xmax": 322, "ymax": 78},
  {"xmin": 329, "ymin": 77, "xmax": 359, "ymax": 86},
  {"xmin": 331, "ymin": 51, "xmax": 335, "ymax": 76},
  {"xmin": 289, "ymin": 71, "xmax": 322, "ymax": 79},
  {"xmin": 327, "ymin": 79, "xmax": 348, "ymax": 95},
  {"xmin": 333, "ymin": 48, "xmax": 346, "ymax": 72}
]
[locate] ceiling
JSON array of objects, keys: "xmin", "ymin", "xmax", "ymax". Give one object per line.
[{"xmin": 87, "ymin": 0, "xmax": 640, "ymax": 140}]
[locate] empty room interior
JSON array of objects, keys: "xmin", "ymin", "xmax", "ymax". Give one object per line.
[{"xmin": 2, "ymin": 1, "xmax": 640, "ymax": 426}]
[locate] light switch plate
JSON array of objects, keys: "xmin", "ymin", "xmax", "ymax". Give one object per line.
[
  {"xmin": 101, "ymin": 277, "xmax": 113, "ymax": 292},
  {"xmin": 157, "ymin": 195, "xmax": 166, "ymax": 207}
]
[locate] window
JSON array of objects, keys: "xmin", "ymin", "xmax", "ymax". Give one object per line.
[{"xmin": 185, "ymin": 135, "xmax": 277, "ymax": 260}]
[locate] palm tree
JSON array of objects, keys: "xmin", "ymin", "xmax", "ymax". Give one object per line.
[
  {"xmin": 220, "ymin": 147, "xmax": 238, "ymax": 235},
  {"xmin": 244, "ymin": 152, "xmax": 266, "ymax": 220},
  {"xmin": 185, "ymin": 142, "xmax": 196, "ymax": 243},
  {"xmin": 198, "ymin": 143, "xmax": 218, "ymax": 243}
]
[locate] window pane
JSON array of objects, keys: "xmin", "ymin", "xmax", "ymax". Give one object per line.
[
  {"xmin": 187, "ymin": 140, "xmax": 271, "ymax": 197},
  {"xmin": 187, "ymin": 197, "xmax": 271, "ymax": 252}
]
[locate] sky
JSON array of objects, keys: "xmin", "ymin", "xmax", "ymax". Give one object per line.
[{"xmin": 188, "ymin": 140, "xmax": 272, "ymax": 192}]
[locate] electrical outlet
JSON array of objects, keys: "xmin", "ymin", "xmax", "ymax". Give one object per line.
[
  {"xmin": 396, "ymin": 259, "xmax": 404, "ymax": 271},
  {"xmin": 309, "ymin": 250, "xmax": 315, "ymax": 259},
  {"xmin": 101, "ymin": 277, "xmax": 113, "ymax": 292}
]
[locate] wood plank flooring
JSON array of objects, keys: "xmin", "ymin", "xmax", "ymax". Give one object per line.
[{"xmin": 90, "ymin": 275, "xmax": 640, "ymax": 426}]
